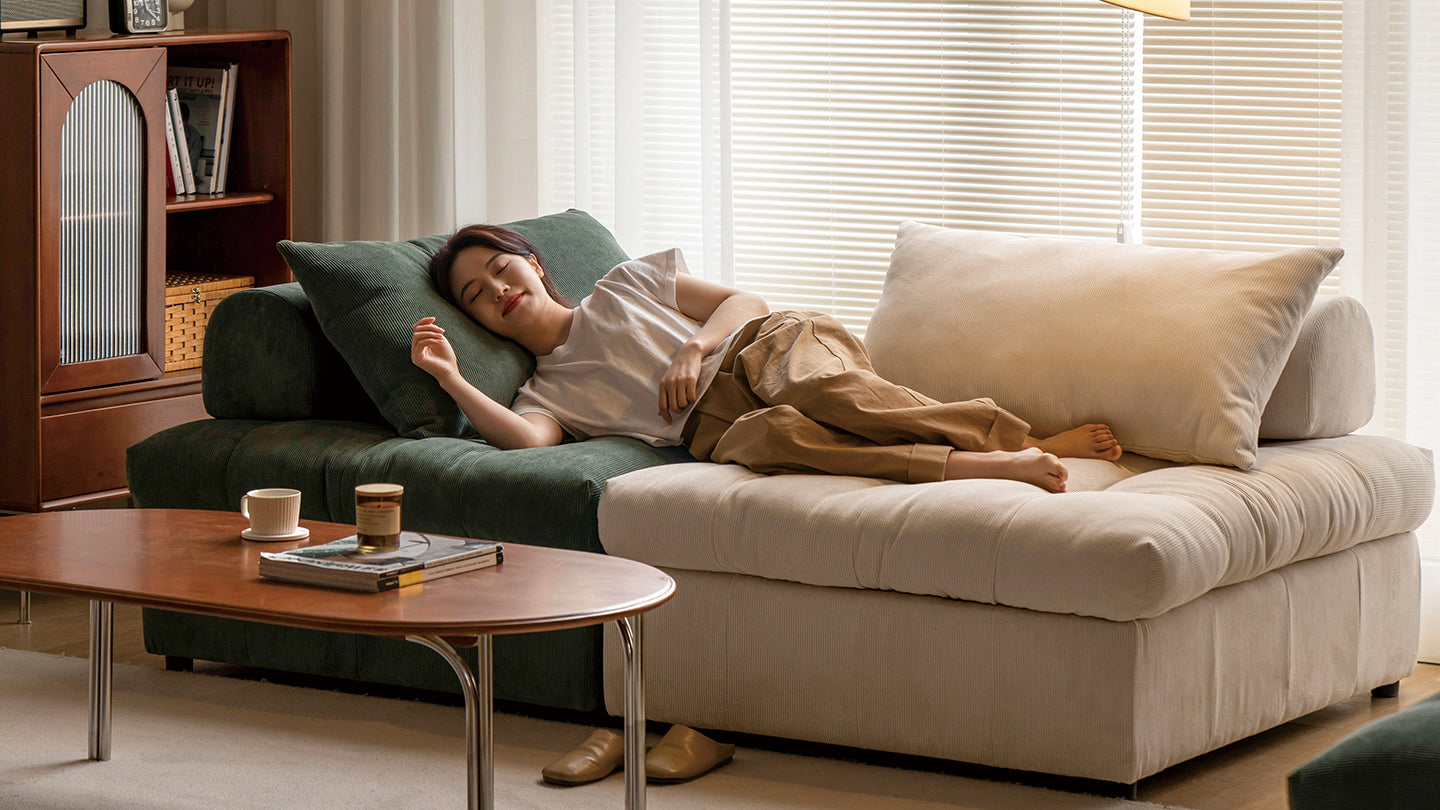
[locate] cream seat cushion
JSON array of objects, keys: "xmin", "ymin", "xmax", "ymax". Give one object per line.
[
  {"xmin": 598, "ymin": 436, "xmax": 1433, "ymax": 622},
  {"xmin": 864, "ymin": 223, "xmax": 1345, "ymax": 469}
]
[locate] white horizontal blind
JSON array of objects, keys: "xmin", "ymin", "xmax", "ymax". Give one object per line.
[
  {"xmin": 730, "ymin": 1, "xmax": 1128, "ymax": 332},
  {"xmin": 1139, "ymin": 1, "xmax": 1343, "ymax": 269}
]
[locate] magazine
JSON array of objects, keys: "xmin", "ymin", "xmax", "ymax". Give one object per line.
[
  {"xmin": 259, "ymin": 532, "xmax": 502, "ymax": 592},
  {"xmin": 167, "ymin": 65, "xmax": 228, "ymax": 193}
]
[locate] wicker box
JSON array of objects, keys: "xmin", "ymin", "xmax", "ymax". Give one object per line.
[{"xmin": 164, "ymin": 272, "xmax": 255, "ymax": 371}]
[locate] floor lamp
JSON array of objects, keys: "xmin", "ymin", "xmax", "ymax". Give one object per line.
[{"xmin": 1100, "ymin": 0, "xmax": 1190, "ymax": 20}]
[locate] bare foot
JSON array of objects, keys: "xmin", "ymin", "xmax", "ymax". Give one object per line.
[
  {"xmin": 1029, "ymin": 424, "xmax": 1123, "ymax": 461},
  {"xmin": 944, "ymin": 447, "xmax": 1068, "ymax": 493}
]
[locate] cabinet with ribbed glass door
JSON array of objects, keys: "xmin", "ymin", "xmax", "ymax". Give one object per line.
[{"xmin": 0, "ymin": 29, "xmax": 291, "ymax": 511}]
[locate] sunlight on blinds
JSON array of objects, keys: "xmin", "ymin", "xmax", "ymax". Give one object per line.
[
  {"xmin": 730, "ymin": 1, "xmax": 1126, "ymax": 332},
  {"xmin": 1140, "ymin": 1, "xmax": 1343, "ymax": 264}
]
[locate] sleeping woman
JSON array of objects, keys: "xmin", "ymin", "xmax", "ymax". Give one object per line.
[{"xmin": 410, "ymin": 223, "xmax": 1122, "ymax": 495}]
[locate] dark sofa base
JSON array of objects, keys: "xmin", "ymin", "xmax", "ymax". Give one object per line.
[{"xmin": 142, "ymin": 608, "xmax": 606, "ymax": 710}]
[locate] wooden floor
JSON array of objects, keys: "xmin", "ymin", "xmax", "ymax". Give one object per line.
[{"xmin": 2, "ymin": 588, "xmax": 1437, "ymax": 810}]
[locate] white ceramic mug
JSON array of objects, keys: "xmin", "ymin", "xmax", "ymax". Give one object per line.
[{"xmin": 240, "ymin": 488, "xmax": 302, "ymax": 537}]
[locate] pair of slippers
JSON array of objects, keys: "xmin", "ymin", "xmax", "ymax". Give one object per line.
[{"xmin": 541, "ymin": 724, "xmax": 735, "ymax": 786}]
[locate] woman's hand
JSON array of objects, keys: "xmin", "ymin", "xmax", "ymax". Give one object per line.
[
  {"xmin": 658, "ymin": 341, "xmax": 705, "ymax": 425},
  {"xmin": 411, "ymin": 317, "xmax": 460, "ymax": 381}
]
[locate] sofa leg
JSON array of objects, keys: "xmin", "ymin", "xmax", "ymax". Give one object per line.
[
  {"xmin": 164, "ymin": 655, "xmax": 194, "ymax": 673},
  {"xmin": 1371, "ymin": 681, "xmax": 1400, "ymax": 699}
]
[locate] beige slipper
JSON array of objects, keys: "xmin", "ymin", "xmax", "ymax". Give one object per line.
[
  {"xmin": 644, "ymin": 725, "xmax": 735, "ymax": 784},
  {"xmin": 541, "ymin": 728, "xmax": 624, "ymax": 786}
]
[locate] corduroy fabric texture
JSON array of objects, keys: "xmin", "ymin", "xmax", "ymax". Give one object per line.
[
  {"xmin": 1259, "ymin": 295, "xmax": 1376, "ymax": 440},
  {"xmin": 277, "ymin": 209, "xmax": 628, "ymax": 439},
  {"xmin": 864, "ymin": 222, "xmax": 1343, "ymax": 469},
  {"xmin": 602, "ymin": 532, "xmax": 1420, "ymax": 786},
  {"xmin": 129, "ymin": 420, "xmax": 690, "ymax": 550},
  {"xmin": 1287, "ymin": 691, "xmax": 1440, "ymax": 810},
  {"xmin": 598, "ymin": 435, "xmax": 1434, "ymax": 622},
  {"xmin": 200, "ymin": 282, "xmax": 382, "ymax": 423}
]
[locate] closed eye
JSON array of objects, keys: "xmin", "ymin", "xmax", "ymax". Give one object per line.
[{"xmin": 458, "ymin": 279, "xmax": 479, "ymax": 304}]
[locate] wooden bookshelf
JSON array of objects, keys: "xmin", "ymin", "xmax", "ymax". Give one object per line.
[{"xmin": 0, "ymin": 29, "xmax": 292, "ymax": 511}]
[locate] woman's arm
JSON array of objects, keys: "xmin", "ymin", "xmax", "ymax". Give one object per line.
[
  {"xmin": 657, "ymin": 274, "xmax": 770, "ymax": 424},
  {"xmin": 411, "ymin": 318, "xmax": 565, "ymax": 449}
]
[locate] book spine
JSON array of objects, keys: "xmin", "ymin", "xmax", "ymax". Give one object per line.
[
  {"xmin": 205, "ymin": 68, "xmax": 228, "ymax": 193},
  {"xmin": 168, "ymin": 89, "xmax": 196, "ymax": 195},
  {"xmin": 214, "ymin": 63, "xmax": 238, "ymax": 193},
  {"xmin": 163, "ymin": 102, "xmax": 180, "ymax": 196},
  {"xmin": 373, "ymin": 554, "xmax": 501, "ymax": 592}
]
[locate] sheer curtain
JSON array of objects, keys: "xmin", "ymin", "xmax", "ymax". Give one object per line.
[{"xmin": 191, "ymin": 0, "xmax": 485, "ymax": 241}]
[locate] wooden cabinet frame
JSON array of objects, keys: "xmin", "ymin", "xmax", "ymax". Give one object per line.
[
  {"xmin": 0, "ymin": 30, "xmax": 292, "ymax": 511},
  {"xmin": 37, "ymin": 48, "xmax": 168, "ymax": 395}
]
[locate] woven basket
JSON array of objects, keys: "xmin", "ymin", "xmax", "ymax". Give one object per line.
[{"xmin": 164, "ymin": 272, "xmax": 255, "ymax": 371}]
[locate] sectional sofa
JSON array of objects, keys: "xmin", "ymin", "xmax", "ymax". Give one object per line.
[{"xmin": 127, "ymin": 212, "xmax": 1433, "ymax": 793}]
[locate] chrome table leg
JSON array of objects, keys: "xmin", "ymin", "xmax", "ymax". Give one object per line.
[
  {"xmin": 617, "ymin": 614, "xmax": 645, "ymax": 810},
  {"xmin": 88, "ymin": 600, "xmax": 113, "ymax": 761},
  {"xmin": 408, "ymin": 635, "xmax": 492, "ymax": 810},
  {"xmin": 17, "ymin": 591, "xmax": 30, "ymax": 624}
]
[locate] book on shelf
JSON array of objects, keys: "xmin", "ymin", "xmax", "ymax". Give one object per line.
[
  {"xmin": 162, "ymin": 99, "xmax": 181, "ymax": 196},
  {"xmin": 213, "ymin": 62, "xmax": 239, "ymax": 193},
  {"xmin": 168, "ymin": 64, "xmax": 235, "ymax": 194},
  {"xmin": 258, "ymin": 532, "xmax": 503, "ymax": 592},
  {"xmin": 166, "ymin": 87, "xmax": 196, "ymax": 195}
]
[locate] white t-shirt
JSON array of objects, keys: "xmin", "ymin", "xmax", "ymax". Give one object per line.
[{"xmin": 510, "ymin": 248, "xmax": 735, "ymax": 446}]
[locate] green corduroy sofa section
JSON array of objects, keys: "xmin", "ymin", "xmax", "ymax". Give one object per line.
[
  {"xmin": 125, "ymin": 210, "xmax": 690, "ymax": 712},
  {"xmin": 1288, "ymin": 690, "xmax": 1440, "ymax": 809}
]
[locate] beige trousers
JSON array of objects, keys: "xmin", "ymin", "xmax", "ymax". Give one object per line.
[{"xmin": 682, "ymin": 312, "xmax": 1031, "ymax": 484}]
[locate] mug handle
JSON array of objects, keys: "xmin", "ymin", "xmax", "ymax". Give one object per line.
[{"xmin": 240, "ymin": 495, "xmax": 250, "ymax": 520}]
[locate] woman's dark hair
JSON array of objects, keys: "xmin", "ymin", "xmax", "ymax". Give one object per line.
[{"xmin": 428, "ymin": 224, "xmax": 575, "ymax": 309}]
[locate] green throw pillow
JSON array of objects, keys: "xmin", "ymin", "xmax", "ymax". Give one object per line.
[{"xmin": 277, "ymin": 209, "xmax": 629, "ymax": 438}]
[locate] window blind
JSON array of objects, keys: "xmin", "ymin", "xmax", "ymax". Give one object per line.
[
  {"xmin": 540, "ymin": 1, "xmax": 1354, "ymax": 334},
  {"xmin": 729, "ymin": 1, "xmax": 1127, "ymax": 332},
  {"xmin": 1139, "ymin": 0, "xmax": 1343, "ymax": 270},
  {"xmin": 541, "ymin": 1, "xmax": 1129, "ymax": 333}
]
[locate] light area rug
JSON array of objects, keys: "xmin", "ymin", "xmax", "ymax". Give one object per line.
[{"xmin": 0, "ymin": 649, "xmax": 1188, "ymax": 810}]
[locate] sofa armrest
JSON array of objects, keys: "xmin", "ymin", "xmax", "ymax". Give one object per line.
[{"xmin": 201, "ymin": 283, "xmax": 382, "ymax": 423}]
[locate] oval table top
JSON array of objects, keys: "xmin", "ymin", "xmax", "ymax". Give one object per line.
[{"xmin": 0, "ymin": 509, "xmax": 675, "ymax": 640}]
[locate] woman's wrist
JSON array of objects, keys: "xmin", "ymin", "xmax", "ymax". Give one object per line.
[
  {"xmin": 678, "ymin": 338, "xmax": 709, "ymax": 361},
  {"xmin": 434, "ymin": 368, "xmax": 469, "ymax": 392}
]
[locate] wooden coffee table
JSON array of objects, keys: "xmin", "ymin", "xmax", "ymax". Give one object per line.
[{"xmin": 0, "ymin": 509, "xmax": 674, "ymax": 810}]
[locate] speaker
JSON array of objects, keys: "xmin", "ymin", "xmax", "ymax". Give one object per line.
[{"xmin": 0, "ymin": 0, "xmax": 87, "ymax": 34}]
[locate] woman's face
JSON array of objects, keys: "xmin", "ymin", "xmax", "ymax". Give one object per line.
[{"xmin": 448, "ymin": 245, "xmax": 550, "ymax": 338}]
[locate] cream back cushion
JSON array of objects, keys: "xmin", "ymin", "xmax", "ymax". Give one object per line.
[
  {"xmin": 1259, "ymin": 296, "xmax": 1375, "ymax": 439},
  {"xmin": 864, "ymin": 222, "xmax": 1344, "ymax": 469}
]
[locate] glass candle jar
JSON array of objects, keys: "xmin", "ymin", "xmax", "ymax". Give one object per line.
[{"xmin": 355, "ymin": 483, "xmax": 403, "ymax": 552}]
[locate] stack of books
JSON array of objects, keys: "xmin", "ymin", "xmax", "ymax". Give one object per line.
[
  {"xmin": 165, "ymin": 62, "xmax": 239, "ymax": 196},
  {"xmin": 259, "ymin": 532, "xmax": 503, "ymax": 592}
]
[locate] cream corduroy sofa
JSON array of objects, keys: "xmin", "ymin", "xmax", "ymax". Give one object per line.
[{"xmin": 596, "ymin": 223, "xmax": 1435, "ymax": 793}]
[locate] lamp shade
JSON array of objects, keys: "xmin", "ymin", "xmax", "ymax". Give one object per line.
[{"xmin": 1100, "ymin": 0, "xmax": 1191, "ymax": 20}]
